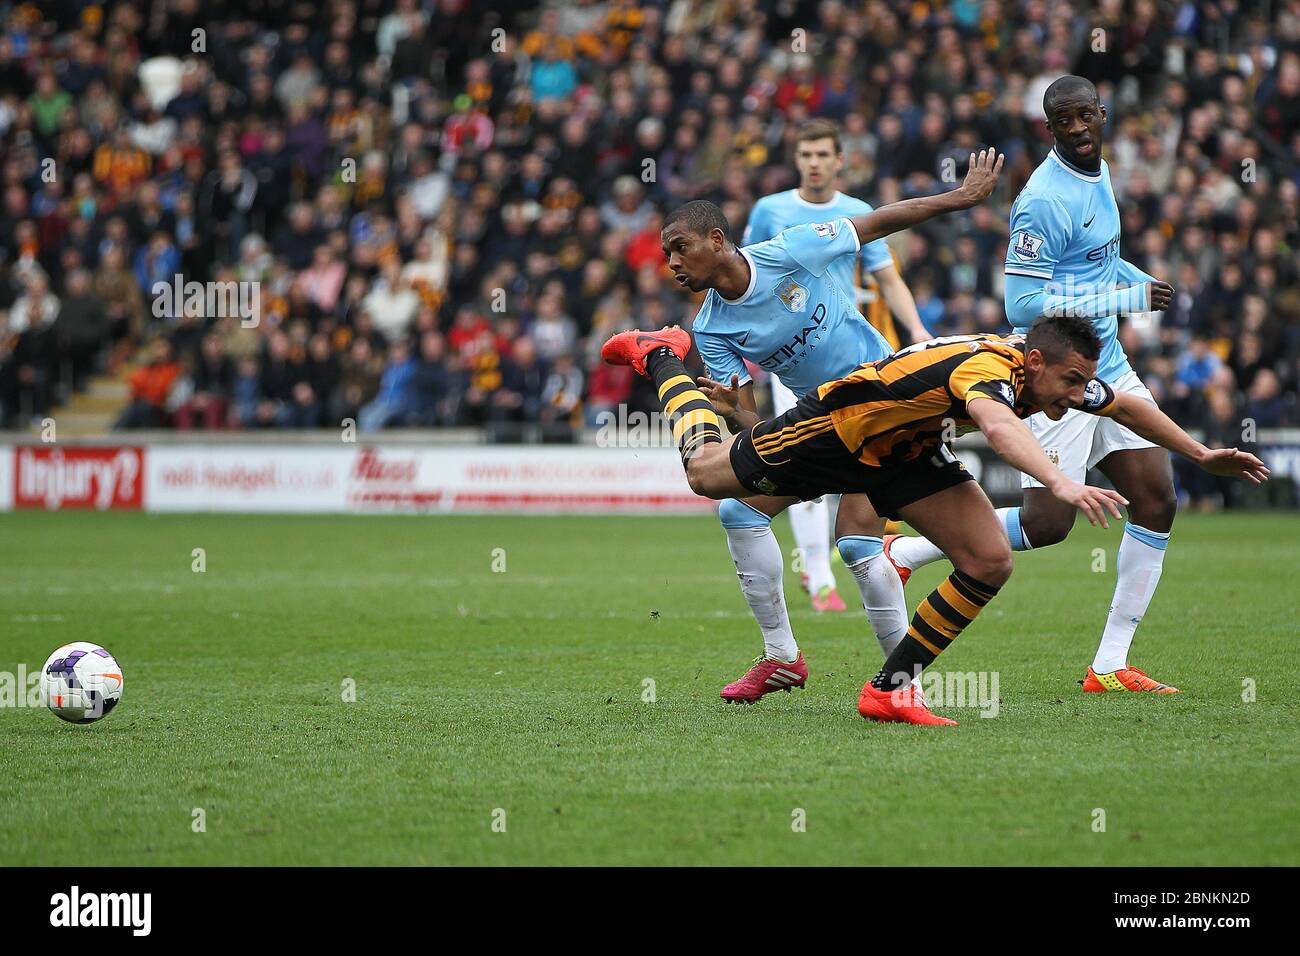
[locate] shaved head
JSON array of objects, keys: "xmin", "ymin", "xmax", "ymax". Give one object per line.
[{"xmin": 1043, "ymin": 75, "xmax": 1099, "ymax": 119}]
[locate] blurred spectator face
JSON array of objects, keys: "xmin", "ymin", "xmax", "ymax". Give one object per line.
[
  {"xmin": 289, "ymin": 205, "xmax": 314, "ymax": 234},
  {"xmin": 5, "ymin": 185, "xmax": 27, "ymax": 217},
  {"xmin": 613, "ymin": 177, "xmax": 642, "ymax": 212},
  {"xmin": 102, "ymin": 244, "xmax": 126, "ymax": 271},
  {"xmin": 583, "ymin": 259, "xmax": 610, "ymax": 291},
  {"xmin": 65, "ymin": 270, "xmax": 91, "ymax": 297},
  {"xmin": 420, "ymin": 333, "xmax": 445, "ymax": 363},
  {"xmin": 512, "ymin": 338, "xmax": 537, "ymax": 366},
  {"xmin": 921, "ymin": 112, "xmax": 946, "ymax": 143},
  {"xmin": 1250, "ymin": 369, "xmax": 1280, "ymax": 401},
  {"xmin": 636, "ymin": 118, "xmax": 664, "ymax": 151}
]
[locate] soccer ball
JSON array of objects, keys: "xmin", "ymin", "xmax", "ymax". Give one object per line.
[{"xmin": 40, "ymin": 642, "xmax": 124, "ymax": 724}]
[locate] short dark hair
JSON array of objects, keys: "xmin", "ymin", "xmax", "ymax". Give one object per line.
[
  {"xmin": 795, "ymin": 118, "xmax": 842, "ymax": 152},
  {"xmin": 1043, "ymin": 75, "xmax": 1099, "ymax": 118},
  {"xmin": 663, "ymin": 200, "xmax": 732, "ymax": 244},
  {"xmin": 1025, "ymin": 314, "xmax": 1102, "ymax": 362}
]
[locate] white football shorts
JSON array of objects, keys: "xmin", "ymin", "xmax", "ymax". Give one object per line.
[
  {"xmin": 770, "ymin": 372, "xmax": 798, "ymax": 415},
  {"xmin": 1021, "ymin": 368, "xmax": 1158, "ymax": 488}
]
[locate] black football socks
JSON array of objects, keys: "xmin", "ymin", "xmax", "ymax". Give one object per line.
[
  {"xmin": 871, "ymin": 570, "xmax": 1001, "ymax": 691},
  {"xmin": 646, "ymin": 348, "xmax": 723, "ymax": 466}
]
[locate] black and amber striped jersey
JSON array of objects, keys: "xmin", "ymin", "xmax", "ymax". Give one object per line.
[{"xmin": 814, "ymin": 334, "xmax": 1117, "ymax": 467}]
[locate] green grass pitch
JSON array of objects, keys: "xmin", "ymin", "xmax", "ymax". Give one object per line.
[{"xmin": 1, "ymin": 510, "xmax": 1296, "ymax": 866}]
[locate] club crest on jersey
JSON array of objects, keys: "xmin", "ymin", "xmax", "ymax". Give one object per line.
[
  {"xmin": 812, "ymin": 220, "xmax": 838, "ymax": 239},
  {"xmin": 1013, "ymin": 231, "xmax": 1044, "ymax": 261},
  {"xmin": 773, "ymin": 277, "xmax": 809, "ymax": 313}
]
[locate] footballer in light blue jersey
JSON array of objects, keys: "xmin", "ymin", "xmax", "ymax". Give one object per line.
[
  {"xmin": 1003, "ymin": 147, "xmax": 1158, "ymax": 382},
  {"xmin": 644, "ymin": 147, "xmax": 1004, "ymax": 704},
  {"xmin": 696, "ymin": 122, "xmax": 931, "ymax": 628},
  {"xmin": 690, "ymin": 217, "xmax": 894, "ymax": 399},
  {"xmin": 889, "ymin": 76, "xmax": 1186, "ymax": 693}
]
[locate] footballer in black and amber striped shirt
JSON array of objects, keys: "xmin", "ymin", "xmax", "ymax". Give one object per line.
[{"xmin": 602, "ymin": 314, "xmax": 1268, "ymax": 725}]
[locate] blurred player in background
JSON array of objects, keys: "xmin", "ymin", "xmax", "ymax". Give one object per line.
[
  {"xmin": 886, "ymin": 76, "xmax": 1186, "ymax": 694},
  {"xmin": 741, "ymin": 119, "xmax": 928, "ymax": 612}
]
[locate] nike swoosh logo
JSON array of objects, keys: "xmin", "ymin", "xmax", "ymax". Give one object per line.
[
  {"xmin": 737, "ymin": 331, "xmax": 750, "ymax": 346},
  {"xmin": 1083, "ymin": 215, "xmax": 1095, "ymax": 228}
]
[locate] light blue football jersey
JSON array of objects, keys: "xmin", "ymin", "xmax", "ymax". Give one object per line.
[
  {"xmin": 1003, "ymin": 148, "xmax": 1135, "ymax": 381},
  {"xmin": 742, "ymin": 189, "xmax": 896, "ymax": 298},
  {"xmin": 692, "ymin": 218, "xmax": 894, "ymax": 399}
]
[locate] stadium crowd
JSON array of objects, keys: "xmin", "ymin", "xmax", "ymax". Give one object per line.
[{"xmin": 1, "ymin": 0, "xmax": 1297, "ymax": 456}]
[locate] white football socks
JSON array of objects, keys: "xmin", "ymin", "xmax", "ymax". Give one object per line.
[
  {"xmin": 1092, "ymin": 523, "xmax": 1168, "ymax": 674},
  {"xmin": 848, "ymin": 556, "xmax": 908, "ymax": 655},
  {"xmin": 724, "ymin": 524, "xmax": 799, "ymax": 663},
  {"xmin": 888, "ymin": 506, "xmax": 1031, "ymax": 572},
  {"xmin": 838, "ymin": 536, "xmax": 921, "ymax": 688},
  {"xmin": 788, "ymin": 498, "xmax": 836, "ymax": 594},
  {"xmin": 885, "ymin": 533, "xmax": 945, "ymax": 571}
]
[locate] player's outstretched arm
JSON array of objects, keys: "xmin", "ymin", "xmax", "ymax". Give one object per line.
[
  {"xmin": 849, "ymin": 149, "xmax": 1004, "ymax": 246},
  {"xmin": 1105, "ymin": 392, "xmax": 1270, "ymax": 483},
  {"xmin": 967, "ymin": 397, "xmax": 1128, "ymax": 528}
]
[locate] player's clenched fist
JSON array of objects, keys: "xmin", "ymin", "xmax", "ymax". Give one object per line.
[{"xmin": 1148, "ymin": 280, "xmax": 1175, "ymax": 310}]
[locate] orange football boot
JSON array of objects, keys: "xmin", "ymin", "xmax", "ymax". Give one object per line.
[
  {"xmin": 1081, "ymin": 665, "xmax": 1180, "ymax": 693},
  {"xmin": 857, "ymin": 681, "xmax": 958, "ymax": 726},
  {"xmin": 600, "ymin": 326, "xmax": 691, "ymax": 377}
]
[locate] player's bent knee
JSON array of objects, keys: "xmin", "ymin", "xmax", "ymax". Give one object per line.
[
  {"xmin": 836, "ymin": 534, "xmax": 883, "ymax": 565},
  {"xmin": 956, "ymin": 548, "xmax": 1013, "ymax": 588},
  {"xmin": 1023, "ymin": 511, "xmax": 1075, "ymax": 548},
  {"xmin": 1130, "ymin": 486, "xmax": 1177, "ymax": 530},
  {"xmin": 834, "ymin": 505, "xmax": 886, "ymax": 540},
  {"xmin": 685, "ymin": 456, "xmax": 727, "ymax": 500},
  {"xmin": 718, "ymin": 498, "xmax": 771, "ymax": 529}
]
